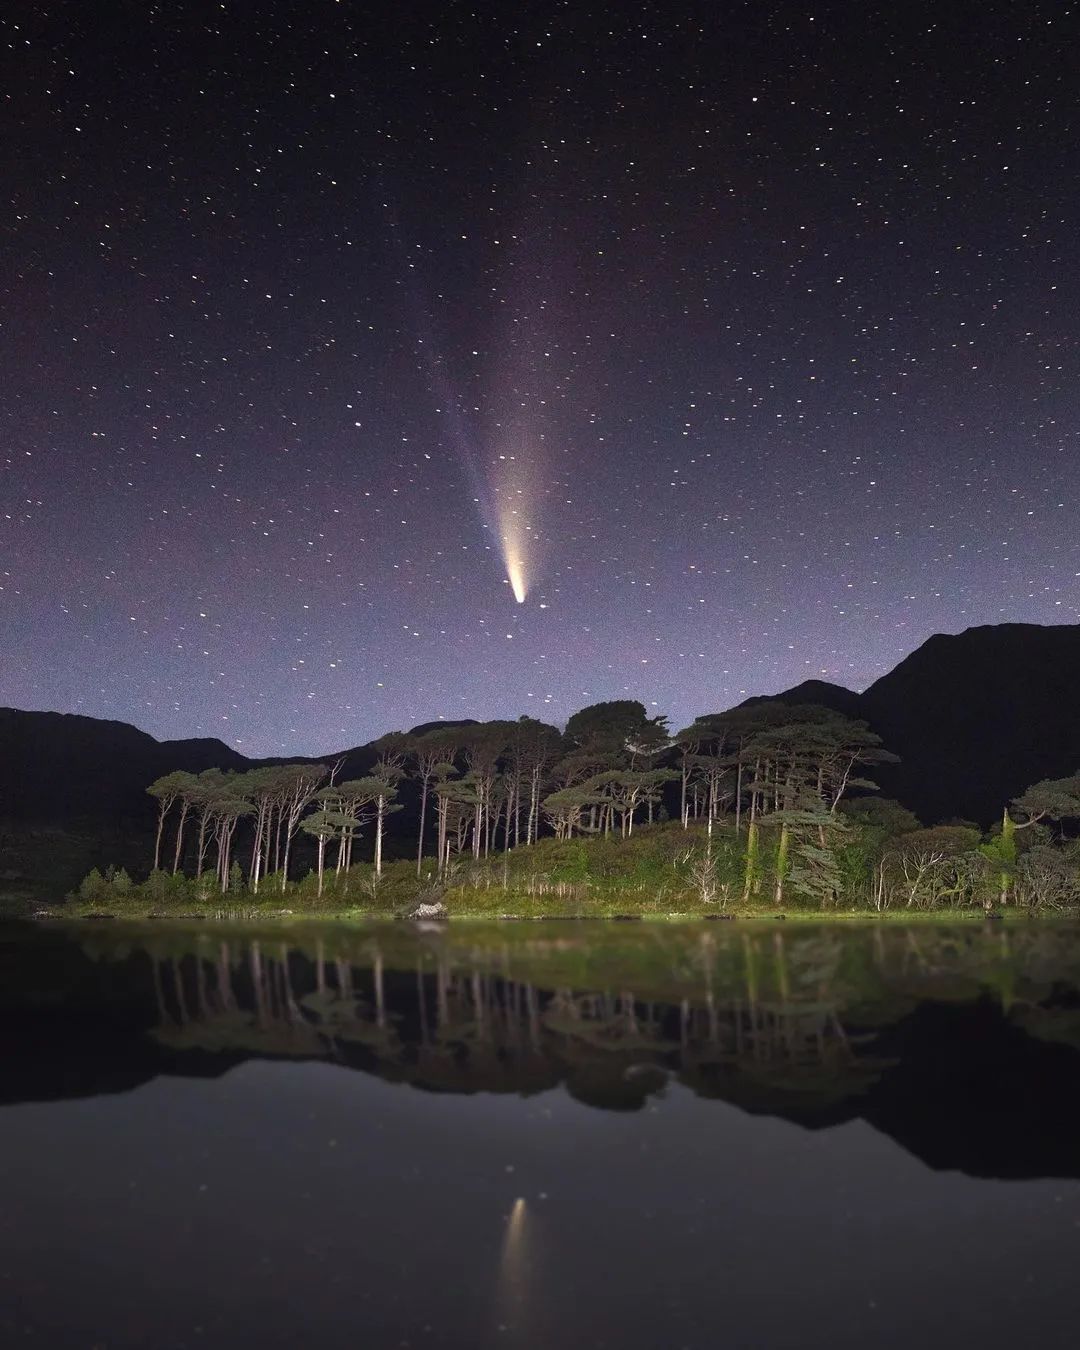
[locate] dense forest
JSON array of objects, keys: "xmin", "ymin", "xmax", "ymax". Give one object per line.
[{"xmin": 68, "ymin": 698, "xmax": 1080, "ymax": 917}]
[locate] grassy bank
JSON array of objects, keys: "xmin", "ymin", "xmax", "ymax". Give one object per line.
[{"xmin": 44, "ymin": 819, "xmax": 1070, "ymax": 922}]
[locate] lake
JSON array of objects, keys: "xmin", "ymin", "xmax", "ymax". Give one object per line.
[{"xmin": 4, "ymin": 918, "xmax": 1080, "ymax": 1347}]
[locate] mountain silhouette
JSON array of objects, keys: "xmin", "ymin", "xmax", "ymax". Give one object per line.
[{"xmin": 748, "ymin": 623, "xmax": 1080, "ymax": 824}]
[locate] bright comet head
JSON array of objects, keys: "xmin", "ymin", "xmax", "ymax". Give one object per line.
[{"xmin": 507, "ymin": 559, "xmax": 527, "ymax": 604}]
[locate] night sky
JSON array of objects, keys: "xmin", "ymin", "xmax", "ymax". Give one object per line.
[{"xmin": 3, "ymin": 1, "xmax": 1078, "ymax": 755}]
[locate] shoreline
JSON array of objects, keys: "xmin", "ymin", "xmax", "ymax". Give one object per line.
[{"xmin": 22, "ymin": 907, "xmax": 1064, "ymax": 925}]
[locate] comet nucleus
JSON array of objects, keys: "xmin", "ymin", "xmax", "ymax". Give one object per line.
[{"xmin": 506, "ymin": 560, "xmax": 527, "ymax": 603}]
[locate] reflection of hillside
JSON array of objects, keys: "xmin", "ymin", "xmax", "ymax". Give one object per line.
[
  {"xmin": 1010, "ymin": 1005, "xmax": 1080, "ymax": 1053},
  {"xmin": 680, "ymin": 996, "xmax": 888, "ymax": 1116}
]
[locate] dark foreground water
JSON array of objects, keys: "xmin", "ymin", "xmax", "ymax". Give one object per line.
[{"xmin": 5, "ymin": 919, "xmax": 1080, "ymax": 1348}]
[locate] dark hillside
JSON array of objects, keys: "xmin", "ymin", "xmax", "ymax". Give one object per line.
[
  {"xmin": 741, "ymin": 678, "xmax": 865, "ymax": 721},
  {"xmin": 0, "ymin": 709, "xmax": 249, "ymax": 830},
  {"xmin": 0, "ymin": 710, "xmax": 376, "ymax": 903},
  {"xmin": 861, "ymin": 624, "xmax": 1080, "ymax": 824},
  {"xmin": 740, "ymin": 625, "xmax": 1080, "ymax": 826}
]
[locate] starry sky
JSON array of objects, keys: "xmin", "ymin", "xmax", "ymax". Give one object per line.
[{"xmin": 3, "ymin": 1, "xmax": 1079, "ymax": 755}]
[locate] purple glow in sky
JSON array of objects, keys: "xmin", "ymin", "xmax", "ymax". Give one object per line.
[{"xmin": 3, "ymin": 2, "xmax": 1079, "ymax": 753}]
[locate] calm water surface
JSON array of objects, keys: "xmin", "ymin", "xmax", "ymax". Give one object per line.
[{"xmin": 5, "ymin": 918, "xmax": 1080, "ymax": 1348}]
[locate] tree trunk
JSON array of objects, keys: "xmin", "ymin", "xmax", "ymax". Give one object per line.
[
  {"xmin": 743, "ymin": 818, "xmax": 760, "ymax": 902},
  {"xmin": 251, "ymin": 802, "xmax": 267, "ymax": 892},
  {"xmin": 281, "ymin": 831, "xmax": 293, "ymax": 891},
  {"xmin": 436, "ymin": 800, "xmax": 448, "ymax": 876},
  {"xmin": 196, "ymin": 814, "xmax": 210, "ymax": 878},
  {"xmin": 152, "ymin": 800, "xmax": 169, "ymax": 872},
  {"xmin": 735, "ymin": 758, "xmax": 743, "ymax": 838},
  {"xmin": 219, "ymin": 821, "xmax": 234, "ymax": 893},
  {"xmin": 529, "ymin": 768, "xmax": 540, "ymax": 844},
  {"xmin": 416, "ymin": 777, "xmax": 429, "ymax": 876},
  {"xmin": 774, "ymin": 823, "xmax": 790, "ymax": 906},
  {"xmin": 172, "ymin": 802, "xmax": 190, "ymax": 874}
]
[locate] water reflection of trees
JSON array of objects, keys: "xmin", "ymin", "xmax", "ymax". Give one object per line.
[
  {"xmin": 139, "ymin": 928, "xmax": 909, "ymax": 1111},
  {"xmin": 21, "ymin": 919, "xmax": 1077, "ymax": 1179}
]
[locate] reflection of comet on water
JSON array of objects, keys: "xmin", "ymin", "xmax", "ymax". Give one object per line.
[
  {"xmin": 496, "ymin": 1196, "xmax": 530, "ymax": 1330},
  {"xmin": 501, "ymin": 1195, "xmax": 528, "ymax": 1273}
]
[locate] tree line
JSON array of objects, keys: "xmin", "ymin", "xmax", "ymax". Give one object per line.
[
  {"xmin": 861, "ymin": 774, "xmax": 1080, "ymax": 913},
  {"xmin": 141, "ymin": 700, "xmax": 890, "ymax": 898},
  {"xmin": 132, "ymin": 697, "xmax": 1080, "ymax": 910}
]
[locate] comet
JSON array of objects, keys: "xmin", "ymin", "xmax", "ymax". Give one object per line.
[
  {"xmin": 506, "ymin": 557, "xmax": 527, "ymax": 604},
  {"xmin": 410, "ymin": 334, "xmax": 536, "ymax": 603},
  {"xmin": 491, "ymin": 436, "xmax": 537, "ymax": 604},
  {"xmin": 401, "ymin": 214, "xmax": 545, "ymax": 604},
  {"xmin": 497, "ymin": 493, "xmax": 530, "ymax": 603}
]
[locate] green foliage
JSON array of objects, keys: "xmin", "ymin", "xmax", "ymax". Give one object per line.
[
  {"xmin": 835, "ymin": 839, "xmax": 874, "ymax": 900},
  {"xmin": 62, "ymin": 749, "xmax": 1080, "ymax": 919},
  {"xmin": 146, "ymin": 770, "xmax": 195, "ymax": 806},
  {"xmin": 565, "ymin": 700, "xmax": 663, "ymax": 752},
  {"xmin": 840, "ymin": 797, "xmax": 920, "ymax": 837},
  {"xmin": 71, "ymin": 864, "xmax": 171, "ymax": 915},
  {"xmin": 300, "ymin": 808, "xmax": 346, "ymax": 841},
  {"xmin": 788, "ymin": 840, "xmax": 845, "ymax": 907},
  {"xmin": 142, "ymin": 869, "xmax": 194, "ymax": 907},
  {"xmin": 980, "ymin": 811, "xmax": 1018, "ymax": 904},
  {"xmin": 1012, "ymin": 775, "xmax": 1080, "ymax": 825},
  {"xmin": 77, "ymin": 867, "xmax": 107, "ymax": 904},
  {"xmin": 896, "ymin": 825, "xmax": 982, "ymax": 857}
]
